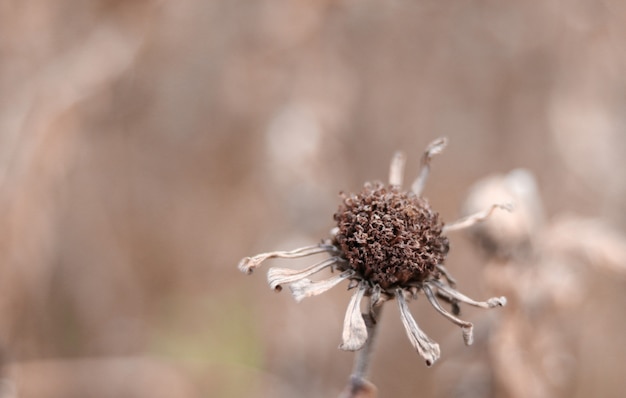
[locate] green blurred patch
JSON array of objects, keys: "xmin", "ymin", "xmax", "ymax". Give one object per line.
[{"xmin": 149, "ymin": 292, "xmax": 264, "ymax": 397}]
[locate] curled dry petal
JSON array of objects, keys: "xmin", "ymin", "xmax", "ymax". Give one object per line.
[
  {"xmin": 340, "ymin": 283, "xmax": 369, "ymax": 351},
  {"xmin": 238, "ymin": 244, "xmax": 334, "ymax": 274},
  {"xmin": 424, "ymin": 137, "xmax": 449, "ymax": 158},
  {"xmin": 435, "ymin": 290, "xmax": 461, "ymax": 315},
  {"xmin": 267, "ymin": 257, "xmax": 339, "ymax": 291},
  {"xmin": 423, "ymin": 284, "xmax": 474, "ymax": 345},
  {"xmin": 396, "ymin": 289, "xmax": 441, "ymax": 366},
  {"xmin": 442, "ymin": 202, "xmax": 514, "ymax": 234},
  {"xmin": 412, "ymin": 137, "xmax": 448, "ymax": 196},
  {"xmin": 289, "ymin": 270, "xmax": 355, "ymax": 302},
  {"xmin": 432, "ymin": 280, "xmax": 507, "ymax": 308}
]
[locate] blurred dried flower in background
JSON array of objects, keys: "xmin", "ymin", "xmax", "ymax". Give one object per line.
[
  {"xmin": 239, "ymin": 138, "xmax": 508, "ymax": 395},
  {"xmin": 461, "ymin": 169, "xmax": 545, "ymax": 261},
  {"xmin": 436, "ymin": 168, "xmax": 626, "ymax": 398}
]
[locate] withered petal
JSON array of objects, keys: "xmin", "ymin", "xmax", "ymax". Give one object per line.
[
  {"xmin": 289, "ymin": 270, "xmax": 354, "ymax": 302},
  {"xmin": 432, "ymin": 280, "xmax": 507, "ymax": 308},
  {"xmin": 396, "ymin": 289, "xmax": 441, "ymax": 366},
  {"xmin": 267, "ymin": 257, "xmax": 340, "ymax": 291},
  {"xmin": 442, "ymin": 202, "xmax": 514, "ymax": 234},
  {"xmin": 423, "ymin": 283, "xmax": 474, "ymax": 345},
  {"xmin": 412, "ymin": 137, "xmax": 448, "ymax": 196},
  {"xmin": 340, "ymin": 283, "xmax": 369, "ymax": 351},
  {"xmin": 238, "ymin": 244, "xmax": 335, "ymax": 274}
]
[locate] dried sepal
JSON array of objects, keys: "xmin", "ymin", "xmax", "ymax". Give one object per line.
[
  {"xmin": 267, "ymin": 257, "xmax": 340, "ymax": 292},
  {"xmin": 423, "ymin": 284, "xmax": 474, "ymax": 345},
  {"xmin": 432, "ymin": 280, "xmax": 507, "ymax": 308},
  {"xmin": 238, "ymin": 244, "xmax": 334, "ymax": 274},
  {"xmin": 340, "ymin": 282, "xmax": 369, "ymax": 351},
  {"xmin": 407, "ymin": 286, "xmax": 419, "ymax": 299},
  {"xmin": 347, "ymin": 279, "xmax": 360, "ymax": 290},
  {"xmin": 396, "ymin": 289, "xmax": 441, "ymax": 366},
  {"xmin": 443, "ymin": 202, "xmax": 514, "ymax": 234},
  {"xmin": 370, "ymin": 284, "xmax": 388, "ymax": 309},
  {"xmin": 289, "ymin": 270, "xmax": 355, "ymax": 302},
  {"xmin": 368, "ymin": 285, "xmax": 388, "ymax": 325}
]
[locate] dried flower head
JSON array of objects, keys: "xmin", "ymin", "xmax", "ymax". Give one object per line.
[
  {"xmin": 239, "ymin": 138, "xmax": 508, "ymax": 369},
  {"xmin": 332, "ymin": 182, "xmax": 449, "ymax": 290}
]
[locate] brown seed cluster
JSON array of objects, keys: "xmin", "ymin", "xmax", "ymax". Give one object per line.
[{"xmin": 333, "ymin": 182, "xmax": 449, "ymax": 290}]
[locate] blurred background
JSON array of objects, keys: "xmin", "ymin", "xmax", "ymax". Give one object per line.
[{"xmin": 1, "ymin": 1, "xmax": 625, "ymax": 397}]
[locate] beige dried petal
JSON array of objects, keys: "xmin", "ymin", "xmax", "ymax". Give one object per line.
[
  {"xmin": 443, "ymin": 203, "xmax": 514, "ymax": 234},
  {"xmin": 412, "ymin": 137, "xmax": 448, "ymax": 196},
  {"xmin": 424, "ymin": 137, "xmax": 449, "ymax": 157},
  {"xmin": 289, "ymin": 270, "xmax": 354, "ymax": 302},
  {"xmin": 340, "ymin": 283, "xmax": 368, "ymax": 351},
  {"xmin": 423, "ymin": 284, "xmax": 474, "ymax": 345},
  {"xmin": 388, "ymin": 151, "xmax": 406, "ymax": 187},
  {"xmin": 267, "ymin": 257, "xmax": 339, "ymax": 291},
  {"xmin": 432, "ymin": 280, "xmax": 507, "ymax": 308},
  {"xmin": 396, "ymin": 289, "xmax": 441, "ymax": 366},
  {"xmin": 238, "ymin": 244, "xmax": 333, "ymax": 274}
]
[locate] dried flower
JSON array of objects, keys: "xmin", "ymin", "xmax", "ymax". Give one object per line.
[{"xmin": 238, "ymin": 138, "xmax": 508, "ymax": 370}]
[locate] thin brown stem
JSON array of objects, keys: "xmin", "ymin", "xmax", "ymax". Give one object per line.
[{"xmin": 340, "ymin": 298, "xmax": 384, "ymax": 398}]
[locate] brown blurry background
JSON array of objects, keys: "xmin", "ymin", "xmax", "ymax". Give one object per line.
[{"xmin": 1, "ymin": 1, "xmax": 625, "ymax": 397}]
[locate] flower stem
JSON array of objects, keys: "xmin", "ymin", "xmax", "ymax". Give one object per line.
[{"xmin": 340, "ymin": 299, "xmax": 383, "ymax": 398}]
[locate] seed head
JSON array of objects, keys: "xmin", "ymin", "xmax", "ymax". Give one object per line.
[{"xmin": 333, "ymin": 182, "xmax": 449, "ymax": 290}]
